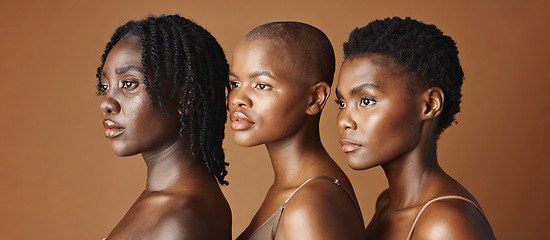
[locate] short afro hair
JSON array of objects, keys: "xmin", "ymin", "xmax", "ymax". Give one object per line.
[{"xmin": 343, "ymin": 17, "xmax": 463, "ymax": 135}]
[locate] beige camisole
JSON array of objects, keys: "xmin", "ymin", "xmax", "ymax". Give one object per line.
[
  {"xmin": 406, "ymin": 195, "xmax": 492, "ymax": 240},
  {"xmin": 238, "ymin": 176, "xmax": 359, "ymax": 240}
]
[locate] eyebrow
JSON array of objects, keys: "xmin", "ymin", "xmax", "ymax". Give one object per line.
[
  {"xmin": 351, "ymin": 83, "xmax": 382, "ymax": 95},
  {"xmin": 335, "ymin": 89, "xmax": 343, "ymax": 98},
  {"xmin": 228, "ymin": 70, "xmax": 276, "ymax": 80},
  {"xmin": 115, "ymin": 65, "xmax": 144, "ymax": 75},
  {"xmin": 249, "ymin": 71, "xmax": 275, "ymax": 79}
]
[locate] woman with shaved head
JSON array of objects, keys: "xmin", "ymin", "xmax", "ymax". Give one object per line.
[{"xmin": 228, "ymin": 21, "xmax": 365, "ymax": 239}]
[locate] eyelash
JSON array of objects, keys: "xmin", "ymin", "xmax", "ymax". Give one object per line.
[
  {"xmin": 335, "ymin": 99, "xmax": 346, "ymax": 109},
  {"xmin": 229, "ymin": 81, "xmax": 272, "ymax": 90},
  {"xmin": 96, "ymin": 79, "xmax": 139, "ymax": 96},
  {"xmin": 121, "ymin": 80, "xmax": 139, "ymax": 89},
  {"xmin": 97, "ymin": 83, "xmax": 108, "ymax": 96},
  {"xmin": 230, "ymin": 81, "xmax": 241, "ymax": 89},
  {"xmin": 255, "ymin": 83, "xmax": 271, "ymax": 90},
  {"xmin": 334, "ymin": 97, "xmax": 376, "ymax": 109},
  {"xmin": 359, "ymin": 97, "xmax": 376, "ymax": 107}
]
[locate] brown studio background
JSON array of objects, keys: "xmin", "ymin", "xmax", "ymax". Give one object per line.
[{"xmin": 0, "ymin": 0, "xmax": 548, "ymax": 239}]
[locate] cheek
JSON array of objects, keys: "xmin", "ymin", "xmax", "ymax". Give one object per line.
[
  {"xmin": 266, "ymin": 95, "xmax": 305, "ymax": 130},
  {"xmin": 386, "ymin": 104, "xmax": 421, "ymax": 138},
  {"xmin": 336, "ymin": 111, "xmax": 345, "ymax": 135},
  {"xmin": 227, "ymin": 91, "xmax": 238, "ymax": 109},
  {"xmin": 373, "ymin": 99, "xmax": 418, "ymax": 131},
  {"xmin": 367, "ymin": 106, "xmax": 421, "ymax": 156},
  {"xmin": 133, "ymin": 101, "xmax": 179, "ymax": 143},
  {"xmin": 252, "ymin": 94, "xmax": 306, "ymax": 142}
]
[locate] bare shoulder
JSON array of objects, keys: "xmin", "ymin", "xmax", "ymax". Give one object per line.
[
  {"xmin": 276, "ymin": 179, "xmax": 365, "ymax": 239},
  {"xmin": 107, "ymin": 190, "xmax": 230, "ymax": 240},
  {"xmin": 149, "ymin": 192, "xmax": 231, "ymax": 239},
  {"xmin": 412, "ymin": 197, "xmax": 495, "ymax": 240}
]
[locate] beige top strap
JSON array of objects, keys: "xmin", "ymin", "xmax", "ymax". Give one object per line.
[
  {"xmin": 283, "ymin": 176, "xmax": 331, "ymax": 206},
  {"xmin": 282, "ymin": 176, "xmax": 361, "ymax": 216},
  {"xmin": 242, "ymin": 176, "xmax": 359, "ymax": 240},
  {"xmin": 406, "ymin": 195, "xmax": 489, "ymax": 240}
]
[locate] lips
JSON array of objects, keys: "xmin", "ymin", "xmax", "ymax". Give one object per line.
[
  {"xmin": 230, "ymin": 111, "xmax": 254, "ymax": 131},
  {"xmin": 340, "ymin": 139, "xmax": 362, "ymax": 153},
  {"xmin": 103, "ymin": 119, "xmax": 125, "ymax": 139}
]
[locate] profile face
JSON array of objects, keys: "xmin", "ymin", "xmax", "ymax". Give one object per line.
[
  {"xmin": 335, "ymin": 56, "xmax": 424, "ymax": 170},
  {"xmin": 228, "ymin": 39, "xmax": 310, "ymax": 147},
  {"xmin": 99, "ymin": 36, "xmax": 180, "ymax": 157}
]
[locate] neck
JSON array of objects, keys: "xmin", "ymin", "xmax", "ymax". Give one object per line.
[
  {"xmin": 265, "ymin": 118, "xmax": 330, "ymax": 186},
  {"xmin": 141, "ymin": 137, "xmax": 211, "ymax": 192},
  {"xmin": 381, "ymin": 135, "xmax": 442, "ymax": 209}
]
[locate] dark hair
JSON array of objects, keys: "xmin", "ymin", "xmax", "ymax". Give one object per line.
[
  {"xmin": 245, "ymin": 21, "xmax": 335, "ymax": 86},
  {"xmin": 343, "ymin": 17, "xmax": 463, "ymax": 135},
  {"xmin": 96, "ymin": 15, "xmax": 229, "ymax": 185}
]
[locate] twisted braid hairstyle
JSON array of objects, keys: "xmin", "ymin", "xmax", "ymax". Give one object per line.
[
  {"xmin": 96, "ymin": 15, "xmax": 229, "ymax": 185},
  {"xmin": 344, "ymin": 17, "xmax": 464, "ymax": 136}
]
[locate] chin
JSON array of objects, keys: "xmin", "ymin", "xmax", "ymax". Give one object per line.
[
  {"xmin": 110, "ymin": 143, "xmax": 140, "ymax": 157},
  {"xmin": 233, "ymin": 138, "xmax": 262, "ymax": 147},
  {"xmin": 346, "ymin": 154, "xmax": 374, "ymax": 170},
  {"xmin": 232, "ymin": 132, "xmax": 263, "ymax": 147},
  {"xmin": 111, "ymin": 149, "xmax": 138, "ymax": 157}
]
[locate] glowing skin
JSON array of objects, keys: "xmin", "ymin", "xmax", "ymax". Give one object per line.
[
  {"xmin": 228, "ymin": 39, "xmax": 311, "ymax": 147},
  {"xmin": 99, "ymin": 37, "xmax": 180, "ymax": 157},
  {"xmin": 336, "ymin": 55, "xmax": 495, "ymax": 240},
  {"xmin": 336, "ymin": 57, "xmax": 424, "ymax": 170},
  {"xmin": 98, "ymin": 35, "xmax": 231, "ymax": 240},
  {"xmin": 228, "ymin": 33, "xmax": 365, "ymax": 239}
]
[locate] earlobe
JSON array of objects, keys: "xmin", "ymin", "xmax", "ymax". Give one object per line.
[
  {"xmin": 306, "ymin": 82, "xmax": 331, "ymax": 115},
  {"xmin": 421, "ymin": 87, "xmax": 444, "ymax": 120}
]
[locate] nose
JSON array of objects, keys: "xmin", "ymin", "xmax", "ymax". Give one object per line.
[
  {"xmin": 228, "ymin": 87, "xmax": 252, "ymax": 109},
  {"xmin": 100, "ymin": 90, "xmax": 121, "ymax": 116},
  {"xmin": 337, "ymin": 108, "xmax": 357, "ymax": 133}
]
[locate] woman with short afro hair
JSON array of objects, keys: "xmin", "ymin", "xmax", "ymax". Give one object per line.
[{"xmin": 335, "ymin": 17, "xmax": 496, "ymax": 239}]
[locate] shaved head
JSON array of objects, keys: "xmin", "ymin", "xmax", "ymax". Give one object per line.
[{"xmin": 242, "ymin": 21, "xmax": 335, "ymax": 86}]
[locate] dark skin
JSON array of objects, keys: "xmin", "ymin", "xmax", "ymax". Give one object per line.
[
  {"xmin": 99, "ymin": 36, "xmax": 231, "ymax": 240},
  {"xmin": 229, "ymin": 38, "xmax": 365, "ymax": 240},
  {"xmin": 336, "ymin": 56, "xmax": 495, "ymax": 240}
]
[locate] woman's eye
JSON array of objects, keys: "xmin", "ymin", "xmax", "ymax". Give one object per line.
[
  {"xmin": 230, "ymin": 81, "xmax": 241, "ymax": 89},
  {"xmin": 255, "ymin": 83, "xmax": 270, "ymax": 90},
  {"xmin": 122, "ymin": 80, "xmax": 138, "ymax": 89},
  {"xmin": 359, "ymin": 97, "xmax": 375, "ymax": 107},
  {"xmin": 97, "ymin": 84, "xmax": 108, "ymax": 95},
  {"xmin": 335, "ymin": 99, "xmax": 346, "ymax": 109}
]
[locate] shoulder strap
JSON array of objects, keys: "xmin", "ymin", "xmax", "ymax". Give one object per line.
[
  {"xmin": 406, "ymin": 195, "xmax": 490, "ymax": 240},
  {"xmin": 282, "ymin": 176, "xmax": 360, "ymax": 215},
  {"xmin": 282, "ymin": 176, "xmax": 329, "ymax": 206}
]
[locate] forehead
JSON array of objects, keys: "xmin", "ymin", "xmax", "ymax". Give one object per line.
[
  {"xmin": 337, "ymin": 56, "xmax": 410, "ymax": 95},
  {"xmin": 104, "ymin": 37, "xmax": 143, "ymax": 70},
  {"xmin": 232, "ymin": 39, "xmax": 300, "ymax": 82}
]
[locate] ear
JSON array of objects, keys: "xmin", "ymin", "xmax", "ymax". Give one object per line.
[
  {"xmin": 420, "ymin": 87, "xmax": 444, "ymax": 120},
  {"xmin": 306, "ymin": 81, "xmax": 331, "ymax": 115}
]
